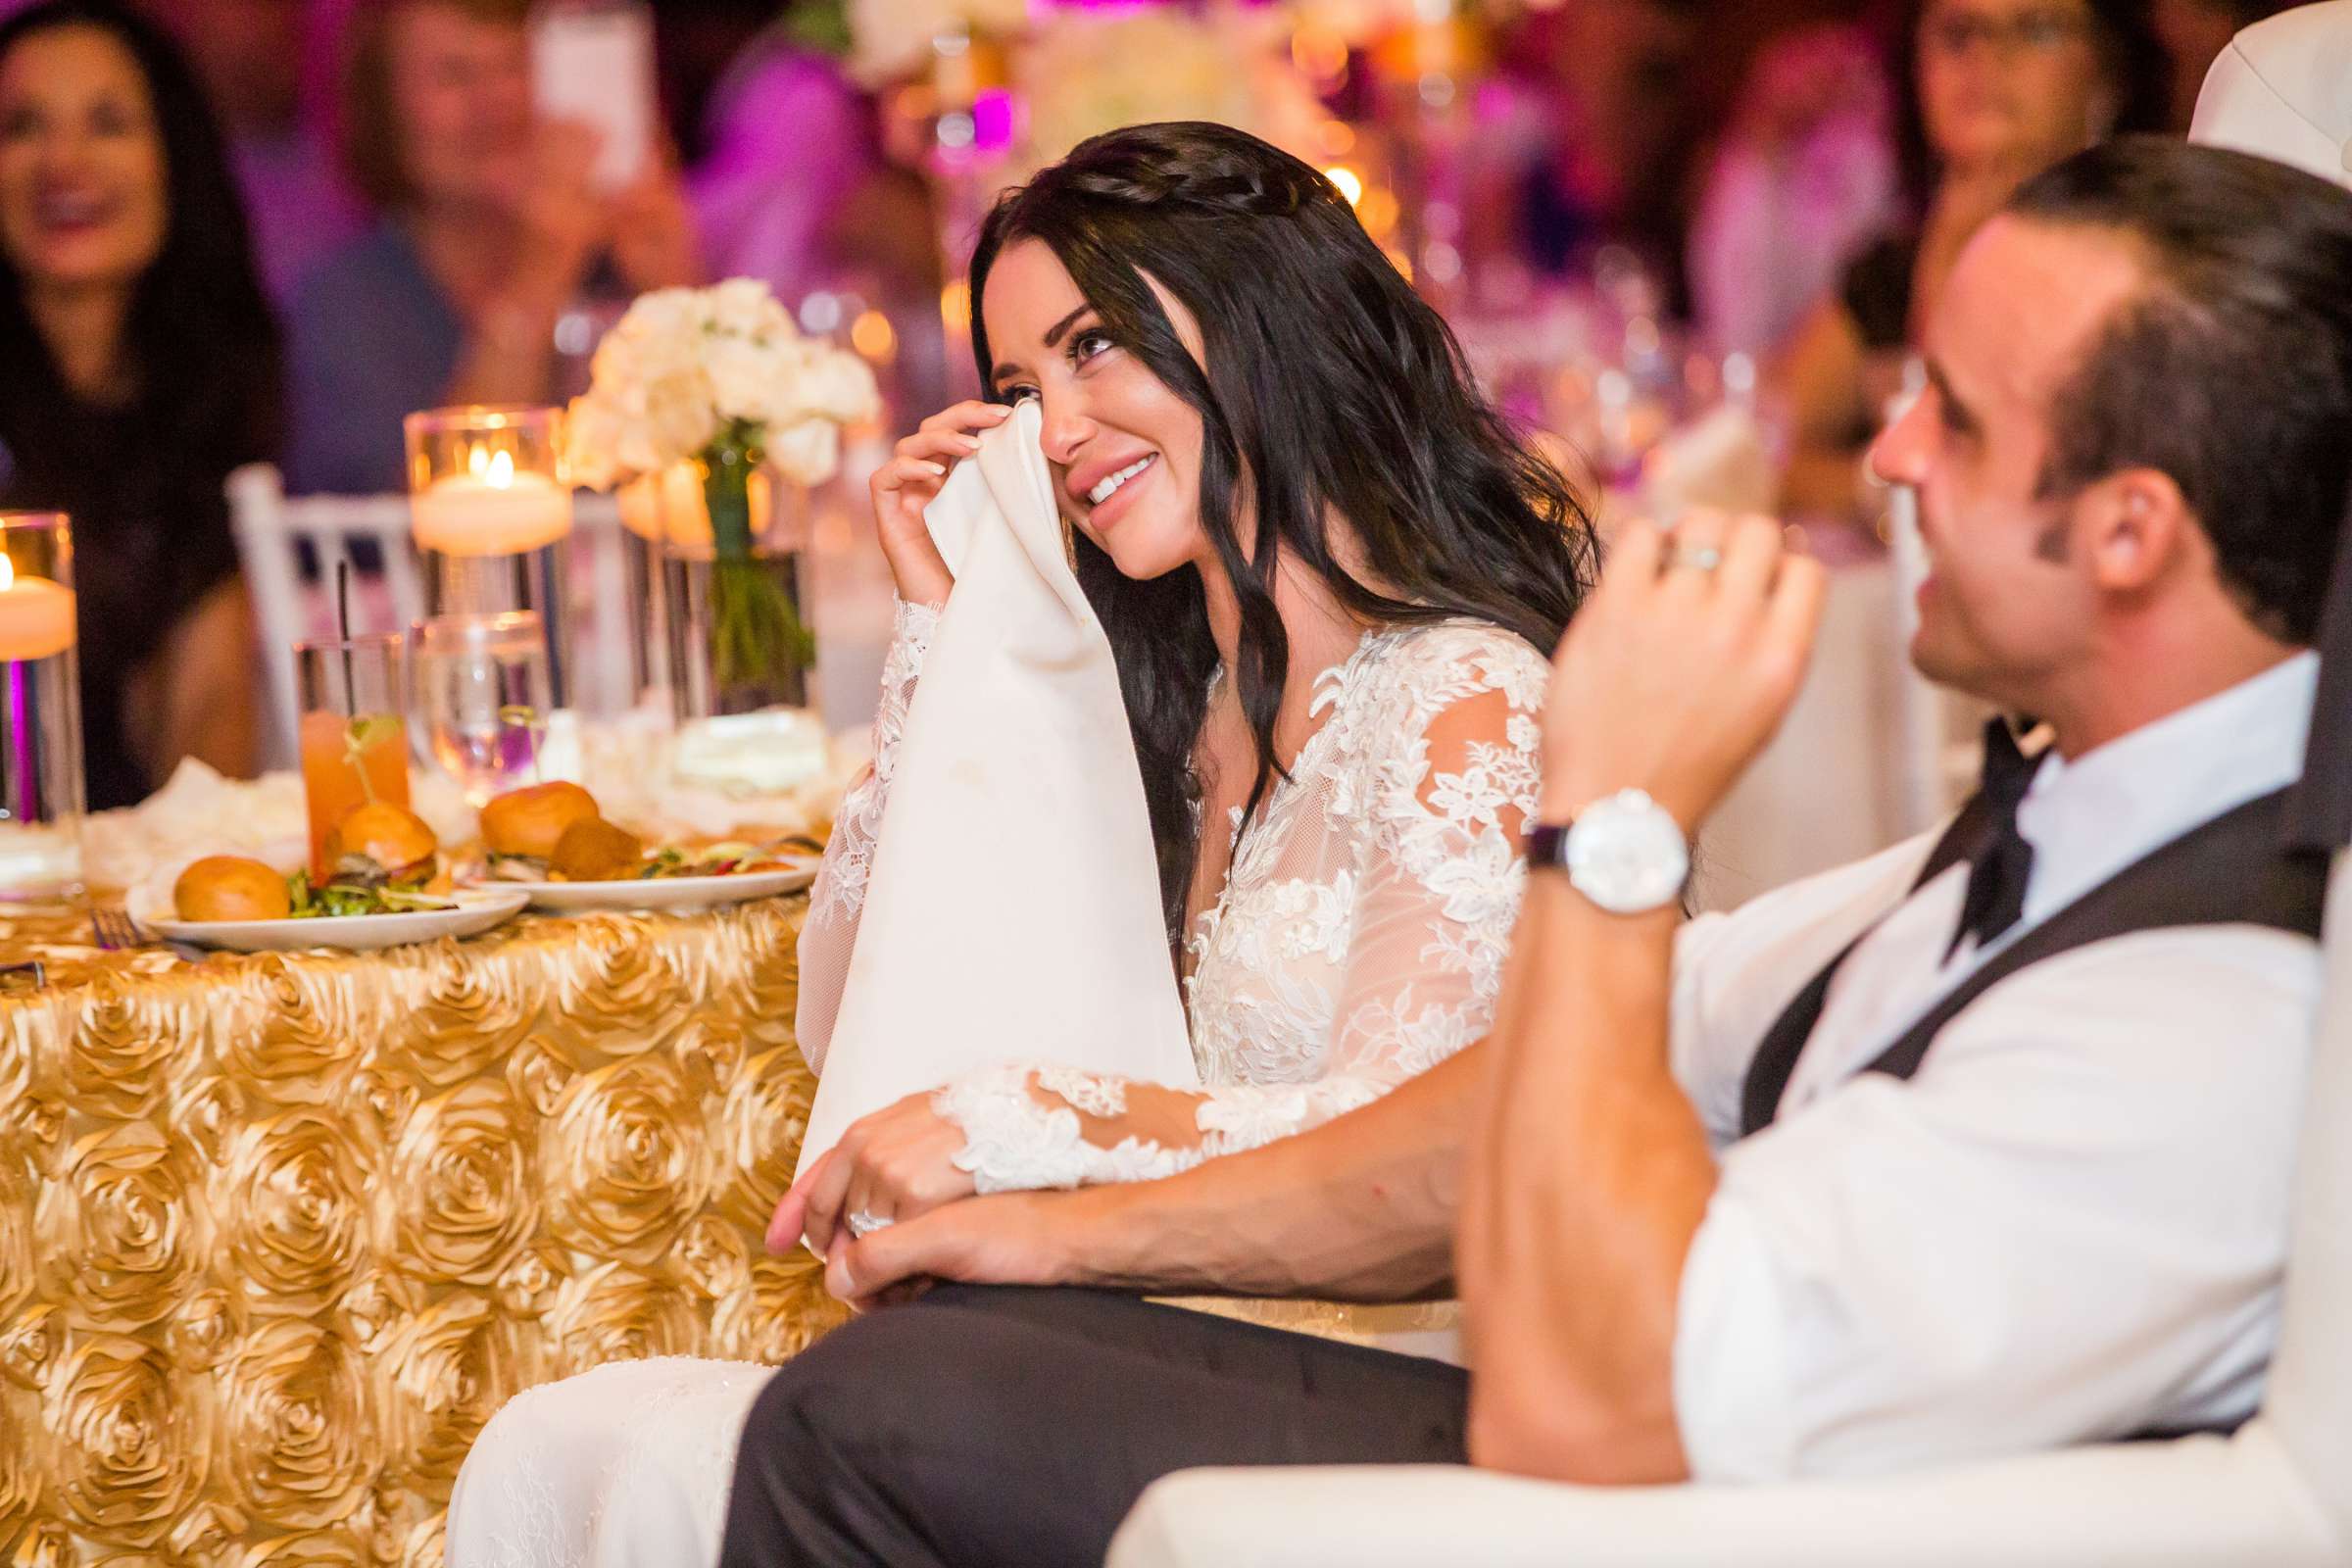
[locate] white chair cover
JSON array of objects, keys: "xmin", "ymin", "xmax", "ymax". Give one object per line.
[
  {"xmin": 2189, "ymin": 1, "xmax": 2352, "ymax": 190},
  {"xmin": 793, "ymin": 399, "xmax": 1199, "ymax": 1183}
]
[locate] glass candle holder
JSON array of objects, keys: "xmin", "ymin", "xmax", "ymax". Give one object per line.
[
  {"xmin": 0, "ymin": 513, "xmax": 85, "ymax": 902},
  {"xmin": 404, "ymin": 405, "xmax": 576, "ymax": 708},
  {"xmin": 615, "ymin": 464, "xmax": 706, "ymax": 711}
]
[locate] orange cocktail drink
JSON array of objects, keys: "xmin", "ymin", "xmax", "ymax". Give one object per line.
[
  {"xmin": 298, "ymin": 710, "xmax": 412, "ymax": 881},
  {"xmin": 293, "ymin": 632, "xmax": 411, "ymax": 881}
]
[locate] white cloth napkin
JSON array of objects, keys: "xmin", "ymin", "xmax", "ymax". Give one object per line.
[{"xmin": 794, "ymin": 399, "xmax": 1200, "ymax": 1182}]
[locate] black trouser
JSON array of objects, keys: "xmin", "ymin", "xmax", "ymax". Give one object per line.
[{"xmin": 717, "ymin": 1284, "xmax": 1471, "ymax": 1568}]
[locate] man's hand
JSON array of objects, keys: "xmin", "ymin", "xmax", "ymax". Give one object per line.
[
  {"xmin": 816, "ymin": 1191, "xmax": 1077, "ymax": 1308},
  {"xmin": 1543, "ymin": 511, "xmax": 1826, "ymax": 831}
]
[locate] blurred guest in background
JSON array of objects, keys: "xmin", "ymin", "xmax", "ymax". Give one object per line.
[
  {"xmin": 0, "ymin": 0, "xmax": 270, "ymax": 808},
  {"xmin": 1769, "ymin": 0, "xmax": 2166, "ymax": 517},
  {"xmin": 142, "ymin": 0, "xmax": 361, "ymax": 304},
  {"xmin": 286, "ymin": 0, "xmax": 700, "ymax": 494},
  {"xmin": 691, "ymin": 24, "xmax": 949, "ymax": 419},
  {"xmin": 690, "ymin": 24, "xmax": 872, "ymax": 312},
  {"xmin": 1504, "ymin": 0, "xmax": 1710, "ymax": 299},
  {"xmin": 1687, "ymin": 23, "xmax": 1900, "ymax": 355}
]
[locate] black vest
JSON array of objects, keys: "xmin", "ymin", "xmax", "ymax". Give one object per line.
[{"xmin": 1738, "ymin": 784, "xmax": 2327, "ymax": 1139}]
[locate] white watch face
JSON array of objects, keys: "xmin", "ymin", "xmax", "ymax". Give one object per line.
[{"xmin": 1564, "ymin": 790, "xmax": 1690, "ymax": 913}]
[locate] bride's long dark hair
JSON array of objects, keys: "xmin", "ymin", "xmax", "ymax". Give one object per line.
[{"xmin": 969, "ymin": 122, "xmax": 1596, "ymax": 940}]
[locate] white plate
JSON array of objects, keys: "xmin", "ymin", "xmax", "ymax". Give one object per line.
[
  {"xmin": 127, "ymin": 887, "xmax": 531, "ymax": 954},
  {"xmin": 486, "ymin": 859, "xmax": 818, "ymax": 914}
]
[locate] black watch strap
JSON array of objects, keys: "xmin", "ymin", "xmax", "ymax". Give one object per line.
[{"xmin": 1526, "ymin": 820, "xmax": 1572, "ymax": 869}]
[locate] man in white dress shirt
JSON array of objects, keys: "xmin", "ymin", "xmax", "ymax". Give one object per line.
[{"xmin": 718, "ymin": 138, "xmax": 2352, "ymax": 1566}]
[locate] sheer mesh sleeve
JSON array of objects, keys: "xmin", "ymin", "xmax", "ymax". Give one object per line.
[
  {"xmin": 795, "ymin": 599, "xmax": 939, "ymax": 1074},
  {"xmin": 932, "ymin": 630, "xmax": 1548, "ymax": 1190}
]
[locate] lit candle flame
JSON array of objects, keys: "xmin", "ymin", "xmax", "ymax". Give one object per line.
[
  {"xmin": 464, "ymin": 445, "xmax": 517, "ymax": 486},
  {"xmin": 0, "ymin": 556, "xmax": 14, "ymax": 592}
]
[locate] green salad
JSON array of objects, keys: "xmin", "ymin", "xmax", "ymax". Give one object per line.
[{"xmin": 286, "ymin": 870, "xmax": 457, "ymax": 918}]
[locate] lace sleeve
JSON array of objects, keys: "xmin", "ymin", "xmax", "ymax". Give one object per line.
[
  {"xmin": 931, "ymin": 633, "xmax": 1546, "ymax": 1189},
  {"xmin": 1192, "ymin": 643, "xmax": 1544, "ymax": 1153},
  {"xmin": 795, "ymin": 598, "xmax": 939, "ymax": 1074}
]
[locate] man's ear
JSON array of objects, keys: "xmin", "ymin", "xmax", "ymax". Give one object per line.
[{"xmin": 2076, "ymin": 466, "xmax": 2191, "ymax": 594}]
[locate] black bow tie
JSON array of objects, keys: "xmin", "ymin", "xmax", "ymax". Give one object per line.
[{"xmin": 1946, "ymin": 717, "xmax": 2042, "ymax": 961}]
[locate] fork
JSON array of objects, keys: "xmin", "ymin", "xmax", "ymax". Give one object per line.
[{"xmin": 90, "ymin": 906, "xmax": 143, "ymax": 951}]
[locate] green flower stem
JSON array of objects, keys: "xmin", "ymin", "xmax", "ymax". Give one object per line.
[{"xmin": 701, "ymin": 431, "xmax": 815, "ymax": 698}]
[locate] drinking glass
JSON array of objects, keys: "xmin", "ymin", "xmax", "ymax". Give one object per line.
[
  {"xmin": 295, "ymin": 632, "xmax": 412, "ymax": 882},
  {"xmin": 415, "ymin": 612, "xmax": 553, "ymax": 808},
  {"xmin": 0, "ymin": 513, "xmax": 84, "ymax": 903}
]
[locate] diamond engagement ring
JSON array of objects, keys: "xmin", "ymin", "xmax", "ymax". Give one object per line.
[
  {"xmin": 847, "ymin": 1209, "xmax": 894, "ymax": 1238},
  {"xmin": 1668, "ymin": 543, "xmax": 1724, "ymax": 572}
]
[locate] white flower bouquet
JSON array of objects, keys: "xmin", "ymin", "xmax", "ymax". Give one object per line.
[{"xmin": 564, "ymin": 279, "xmax": 880, "ymax": 703}]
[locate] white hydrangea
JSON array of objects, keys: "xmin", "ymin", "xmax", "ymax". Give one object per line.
[
  {"xmin": 768, "ymin": 418, "xmax": 843, "ymax": 487},
  {"xmin": 563, "ymin": 277, "xmax": 881, "ymax": 490}
]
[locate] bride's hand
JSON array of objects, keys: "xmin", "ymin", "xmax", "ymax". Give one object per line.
[
  {"xmin": 768, "ymin": 1089, "xmax": 978, "ymax": 1254},
  {"xmin": 870, "ymin": 400, "xmax": 1012, "ymax": 609}
]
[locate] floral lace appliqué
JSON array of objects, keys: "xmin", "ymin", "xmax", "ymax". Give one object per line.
[{"xmin": 809, "ymin": 598, "xmax": 938, "ymax": 926}]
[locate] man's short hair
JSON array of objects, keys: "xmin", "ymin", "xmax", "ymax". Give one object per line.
[{"xmin": 2011, "ymin": 137, "xmax": 2352, "ymax": 645}]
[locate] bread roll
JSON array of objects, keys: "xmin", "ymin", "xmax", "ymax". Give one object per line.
[
  {"xmin": 174, "ymin": 856, "xmax": 294, "ymax": 922},
  {"xmin": 480, "ymin": 782, "xmax": 601, "ymax": 862}
]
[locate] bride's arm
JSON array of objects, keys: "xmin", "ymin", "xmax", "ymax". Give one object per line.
[
  {"xmin": 794, "ymin": 597, "xmax": 940, "ymax": 1073},
  {"xmin": 831, "ymin": 1045, "xmax": 1487, "ymax": 1307},
  {"xmin": 788, "ymin": 657, "xmax": 1543, "ymax": 1251}
]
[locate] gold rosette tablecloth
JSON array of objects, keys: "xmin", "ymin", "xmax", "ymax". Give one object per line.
[{"xmin": 0, "ymin": 897, "xmax": 844, "ymax": 1566}]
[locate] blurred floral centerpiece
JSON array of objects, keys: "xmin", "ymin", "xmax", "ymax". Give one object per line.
[
  {"xmin": 1012, "ymin": 1, "xmax": 1327, "ymax": 175},
  {"xmin": 565, "ymin": 279, "xmax": 879, "ymax": 714}
]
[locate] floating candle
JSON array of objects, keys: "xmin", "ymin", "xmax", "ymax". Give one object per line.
[
  {"xmin": 411, "ymin": 449, "xmax": 574, "ymax": 556},
  {"xmin": 0, "ymin": 554, "xmax": 76, "ymax": 661}
]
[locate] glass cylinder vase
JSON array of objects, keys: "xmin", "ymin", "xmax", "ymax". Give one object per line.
[
  {"xmin": 0, "ymin": 513, "xmax": 85, "ymax": 903},
  {"xmin": 616, "ymin": 465, "xmax": 705, "ymax": 714},
  {"xmin": 404, "ymin": 405, "xmax": 578, "ymax": 710},
  {"xmin": 662, "ymin": 440, "xmax": 813, "ymax": 720}
]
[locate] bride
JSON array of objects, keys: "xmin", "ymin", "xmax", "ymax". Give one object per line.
[{"xmin": 448, "ymin": 120, "xmax": 1594, "ymax": 1566}]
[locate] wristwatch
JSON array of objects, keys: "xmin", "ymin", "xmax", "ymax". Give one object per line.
[{"xmin": 1526, "ymin": 789, "xmax": 1690, "ymax": 914}]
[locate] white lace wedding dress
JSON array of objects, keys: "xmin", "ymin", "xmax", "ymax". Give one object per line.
[{"xmin": 445, "ymin": 608, "xmax": 1548, "ymax": 1568}]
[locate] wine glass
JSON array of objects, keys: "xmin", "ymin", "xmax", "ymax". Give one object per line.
[{"xmin": 414, "ymin": 612, "xmax": 552, "ymax": 808}]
